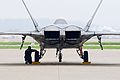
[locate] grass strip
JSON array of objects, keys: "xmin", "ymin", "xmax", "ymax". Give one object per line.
[
  {"xmin": 85, "ymin": 42, "xmax": 120, "ymax": 45},
  {"xmin": 84, "ymin": 46, "xmax": 120, "ymax": 49},
  {"xmin": 0, "ymin": 42, "xmax": 120, "ymax": 45},
  {"xmin": 0, "ymin": 42, "xmax": 38, "ymax": 45},
  {"xmin": 0, "ymin": 46, "xmax": 39, "ymax": 49},
  {"xmin": 0, "ymin": 45, "xmax": 120, "ymax": 49}
]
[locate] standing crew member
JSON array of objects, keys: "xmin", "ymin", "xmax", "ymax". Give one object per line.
[{"xmin": 24, "ymin": 46, "xmax": 37, "ymax": 64}]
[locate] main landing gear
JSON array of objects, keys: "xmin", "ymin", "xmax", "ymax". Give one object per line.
[
  {"xmin": 77, "ymin": 47, "xmax": 91, "ymax": 64},
  {"xmin": 39, "ymin": 42, "xmax": 46, "ymax": 59},
  {"xmin": 40, "ymin": 48, "xmax": 46, "ymax": 59},
  {"xmin": 32, "ymin": 48, "xmax": 46, "ymax": 64}
]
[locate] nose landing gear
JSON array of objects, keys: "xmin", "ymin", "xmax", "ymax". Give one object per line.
[
  {"xmin": 58, "ymin": 51, "xmax": 62, "ymax": 62},
  {"xmin": 56, "ymin": 48, "xmax": 63, "ymax": 62}
]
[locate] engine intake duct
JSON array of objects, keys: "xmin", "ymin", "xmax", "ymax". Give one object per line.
[
  {"xmin": 44, "ymin": 31, "xmax": 60, "ymax": 40},
  {"xmin": 65, "ymin": 31, "xmax": 81, "ymax": 40}
]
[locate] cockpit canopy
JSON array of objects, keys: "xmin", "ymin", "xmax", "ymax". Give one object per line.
[
  {"xmin": 54, "ymin": 19, "xmax": 68, "ymax": 24},
  {"xmin": 44, "ymin": 25, "xmax": 60, "ymax": 31},
  {"xmin": 64, "ymin": 25, "xmax": 83, "ymax": 31}
]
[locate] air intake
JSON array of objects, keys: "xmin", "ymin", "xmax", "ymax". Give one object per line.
[
  {"xmin": 44, "ymin": 31, "xmax": 60, "ymax": 40},
  {"xmin": 65, "ymin": 31, "xmax": 81, "ymax": 40}
]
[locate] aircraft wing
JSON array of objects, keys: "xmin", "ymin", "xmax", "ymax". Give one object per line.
[
  {"xmin": 82, "ymin": 31, "xmax": 120, "ymax": 50},
  {"xmin": 82, "ymin": 31, "xmax": 120, "ymax": 36},
  {"xmin": 0, "ymin": 31, "xmax": 40, "ymax": 36},
  {"xmin": 94, "ymin": 32, "xmax": 120, "ymax": 35},
  {"xmin": 0, "ymin": 31, "xmax": 41, "ymax": 49}
]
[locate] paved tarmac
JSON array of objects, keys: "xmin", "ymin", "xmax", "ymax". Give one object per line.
[{"xmin": 0, "ymin": 49, "xmax": 120, "ymax": 80}]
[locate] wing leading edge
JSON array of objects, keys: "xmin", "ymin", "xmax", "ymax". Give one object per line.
[
  {"xmin": 82, "ymin": 31, "xmax": 120, "ymax": 36},
  {"xmin": 1, "ymin": 31, "xmax": 120, "ymax": 36},
  {"xmin": 0, "ymin": 32, "xmax": 40, "ymax": 36}
]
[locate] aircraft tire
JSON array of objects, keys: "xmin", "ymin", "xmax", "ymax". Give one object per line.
[
  {"xmin": 59, "ymin": 58, "xmax": 62, "ymax": 62},
  {"xmin": 83, "ymin": 51, "xmax": 88, "ymax": 62},
  {"xmin": 59, "ymin": 53, "xmax": 62, "ymax": 62}
]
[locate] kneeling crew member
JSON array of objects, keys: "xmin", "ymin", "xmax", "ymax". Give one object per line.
[{"xmin": 24, "ymin": 46, "xmax": 37, "ymax": 64}]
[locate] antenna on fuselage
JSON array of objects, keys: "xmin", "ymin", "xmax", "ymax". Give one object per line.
[
  {"xmin": 22, "ymin": 0, "xmax": 39, "ymax": 32},
  {"xmin": 84, "ymin": 0, "xmax": 103, "ymax": 32}
]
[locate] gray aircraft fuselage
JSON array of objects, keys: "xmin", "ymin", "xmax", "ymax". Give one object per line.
[{"xmin": 31, "ymin": 19, "xmax": 93, "ymax": 49}]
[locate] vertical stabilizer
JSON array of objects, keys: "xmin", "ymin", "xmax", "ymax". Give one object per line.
[
  {"xmin": 84, "ymin": 0, "xmax": 103, "ymax": 32},
  {"xmin": 22, "ymin": 0, "xmax": 39, "ymax": 32}
]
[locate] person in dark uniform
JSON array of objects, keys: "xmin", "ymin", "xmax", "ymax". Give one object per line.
[{"xmin": 24, "ymin": 46, "xmax": 37, "ymax": 64}]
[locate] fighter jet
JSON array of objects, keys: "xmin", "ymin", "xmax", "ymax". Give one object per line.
[{"xmin": 1, "ymin": 0, "xmax": 120, "ymax": 63}]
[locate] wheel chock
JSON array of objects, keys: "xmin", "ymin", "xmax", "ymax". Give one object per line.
[
  {"xmin": 82, "ymin": 62, "xmax": 91, "ymax": 64},
  {"xmin": 32, "ymin": 62, "xmax": 41, "ymax": 64}
]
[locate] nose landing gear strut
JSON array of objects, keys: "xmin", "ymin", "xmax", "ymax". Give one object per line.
[
  {"xmin": 58, "ymin": 51, "xmax": 62, "ymax": 62},
  {"xmin": 56, "ymin": 48, "xmax": 63, "ymax": 62}
]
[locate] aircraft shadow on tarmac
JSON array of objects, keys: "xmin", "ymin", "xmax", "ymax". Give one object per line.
[{"xmin": 0, "ymin": 62, "xmax": 120, "ymax": 67}]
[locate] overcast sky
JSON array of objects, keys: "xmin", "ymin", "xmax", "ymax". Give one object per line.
[{"xmin": 0, "ymin": 0, "xmax": 120, "ymax": 27}]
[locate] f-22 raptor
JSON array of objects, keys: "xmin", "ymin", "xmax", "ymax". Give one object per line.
[{"xmin": 1, "ymin": 0, "xmax": 120, "ymax": 63}]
